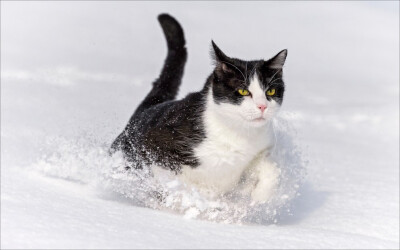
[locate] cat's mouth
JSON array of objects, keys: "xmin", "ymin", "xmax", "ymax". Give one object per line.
[{"xmin": 252, "ymin": 117, "xmax": 265, "ymax": 122}]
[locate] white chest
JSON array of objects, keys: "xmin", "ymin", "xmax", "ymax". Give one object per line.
[{"xmin": 180, "ymin": 106, "xmax": 274, "ymax": 195}]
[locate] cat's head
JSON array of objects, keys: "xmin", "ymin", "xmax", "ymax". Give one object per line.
[{"xmin": 209, "ymin": 41, "xmax": 287, "ymax": 128}]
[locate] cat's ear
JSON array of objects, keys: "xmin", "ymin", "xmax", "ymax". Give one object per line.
[
  {"xmin": 211, "ymin": 40, "xmax": 229, "ymax": 62},
  {"xmin": 265, "ymin": 49, "xmax": 288, "ymax": 69},
  {"xmin": 210, "ymin": 40, "xmax": 234, "ymax": 74}
]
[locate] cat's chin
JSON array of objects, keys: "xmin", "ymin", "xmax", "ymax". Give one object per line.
[
  {"xmin": 244, "ymin": 117, "xmax": 270, "ymax": 127},
  {"xmin": 252, "ymin": 117, "xmax": 266, "ymax": 122}
]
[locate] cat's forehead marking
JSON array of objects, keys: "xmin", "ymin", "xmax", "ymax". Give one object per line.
[
  {"xmin": 248, "ymin": 73, "xmax": 264, "ymax": 96},
  {"xmin": 248, "ymin": 73, "xmax": 267, "ymax": 104}
]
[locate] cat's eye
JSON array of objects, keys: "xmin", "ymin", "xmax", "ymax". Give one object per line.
[
  {"xmin": 238, "ymin": 89, "xmax": 250, "ymax": 96},
  {"xmin": 266, "ymin": 88, "xmax": 276, "ymax": 96}
]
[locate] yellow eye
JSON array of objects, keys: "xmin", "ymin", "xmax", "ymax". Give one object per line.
[
  {"xmin": 238, "ymin": 89, "xmax": 250, "ymax": 96},
  {"xmin": 266, "ymin": 88, "xmax": 276, "ymax": 96}
]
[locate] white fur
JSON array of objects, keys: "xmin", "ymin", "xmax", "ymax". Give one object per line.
[
  {"xmin": 249, "ymin": 158, "xmax": 281, "ymax": 202},
  {"xmin": 179, "ymin": 74, "xmax": 282, "ymax": 202}
]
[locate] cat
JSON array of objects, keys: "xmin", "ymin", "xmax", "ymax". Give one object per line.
[{"xmin": 111, "ymin": 13, "xmax": 287, "ymax": 203}]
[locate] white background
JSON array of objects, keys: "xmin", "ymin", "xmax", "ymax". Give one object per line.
[{"xmin": 1, "ymin": 1, "xmax": 399, "ymax": 248}]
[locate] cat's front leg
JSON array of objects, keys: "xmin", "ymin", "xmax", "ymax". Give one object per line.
[{"xmin": 250, "ymin": 157, "xmax": 281, "ymax": 203}]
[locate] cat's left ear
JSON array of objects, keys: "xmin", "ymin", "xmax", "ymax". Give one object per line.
[
  {"xmin": 265, "ymin": 49, "xmax": 288, "ymax": 69},
  {"xmin": 211, "ymin": 40, "xmax": 229, "ymax": 62},
  {"xmin": 210, "ymin": 40, "xmax": 235, "ymax": 73}
]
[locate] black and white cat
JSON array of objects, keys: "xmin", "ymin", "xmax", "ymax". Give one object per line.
[{"xmin": 111, "ymin": 14, "xmax": 287, "ymax": 203}]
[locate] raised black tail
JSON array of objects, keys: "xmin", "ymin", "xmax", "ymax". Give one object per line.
[
  {"xmin": 110, "ymin": 14, "xmax": 187, "ymax": 155},
  {"xmin": 158, "ymin": 14, "xmax": 186, "ymax": 51},
  {"xmin": 135, "ymin": 13, "xmax": 187, "ymax": 114}
]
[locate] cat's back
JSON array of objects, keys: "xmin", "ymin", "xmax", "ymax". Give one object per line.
[
  {"xmin": 134, "ymin": 91, "xmax": 205, "ymax": 132},
  {"xmin": 128, "ymin": 91, "xmax": 207, "ymax": 169}
]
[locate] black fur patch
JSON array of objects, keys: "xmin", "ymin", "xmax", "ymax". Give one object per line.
[
  {"xmin": 111, "ymin": 14, "xmax": 287, "ymax": 171},
  {"xmin": 111, "ymin": 14, "xmax": 206, "ymax": 172},
  {"xmin": 211, "ymin": 41, "xmax": 287, "ymax": 106}
]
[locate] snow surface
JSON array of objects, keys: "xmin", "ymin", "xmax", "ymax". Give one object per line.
[{"xmin": 1, "ymin": 1, "xmax": 399, "ymax": 249}]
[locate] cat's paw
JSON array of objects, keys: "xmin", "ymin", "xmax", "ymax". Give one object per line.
[{"xmin": 251, "ymin": 161, "xmax": 280, "ymax": 203}]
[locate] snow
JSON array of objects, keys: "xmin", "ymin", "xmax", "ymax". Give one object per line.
[{"xmin": 1, "ymin": 1, "xmax": 399, "ymax": 249}]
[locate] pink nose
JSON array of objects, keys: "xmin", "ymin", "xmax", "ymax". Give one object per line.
[{"xmin": 257, "ymin": 104, "xmax": 267, "ymax": 113}]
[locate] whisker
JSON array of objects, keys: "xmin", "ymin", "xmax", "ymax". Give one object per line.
[
  {"xmin": 220, "ymin": 60, "xmax": 246, "ymax": 82},
  {"xmin": 250, "ymin": 62, "xmax": 258, "ymax": 79},
  {"xmin": 268, "ymin": 77, "xmax": 282, "ymax": 86},
  {"xmin": 235, "ymin": 79, "xmax": 249, "ymax": 90},
  {"xmin": 245, "ymin": 62, "xmax": 249, "ymax": 84},
  {"xmin": 268, "ymin": 68, "xmax": 282, "ymax": 84},
  {"xmin": 271, "ymin": 119, "xmax": 278, "ymax": 155}
]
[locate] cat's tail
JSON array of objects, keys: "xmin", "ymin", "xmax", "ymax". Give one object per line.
[
  {"xmin": 158, "ymin": 13, "xmax": 186, "ymax": 52},
  {"xmin": 110, "ymin": 14, "xmax": 186, "ymax": 155},
  {"xmin": 135, "ymin": 13, "xmax": 187, "ymax": 114}
]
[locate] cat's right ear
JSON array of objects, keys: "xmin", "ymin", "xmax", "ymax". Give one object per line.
[{"xmin": 210, "ymin": 41, "xmax": 234, "ymax": 74}]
